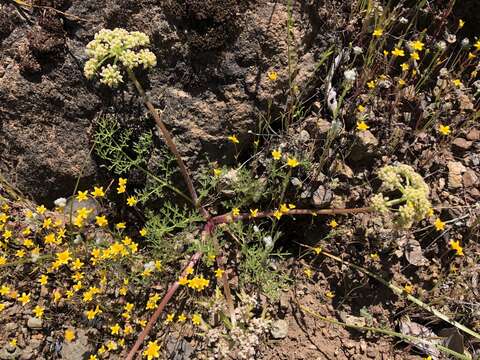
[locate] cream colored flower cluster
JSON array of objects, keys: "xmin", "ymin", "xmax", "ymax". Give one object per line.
[
  {"xmin": 371, "ymin": 164, "xmax": 431, "ymax": 228},
  {"xmin": 84, "ymin": 28, "xmax": 157, "ymax": 87}
]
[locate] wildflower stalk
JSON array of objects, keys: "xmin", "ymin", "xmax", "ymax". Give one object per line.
[
  {"xmin": 212, "ymin": 235, "xmax": 236, "ymax": 327},
  {"xmin": 127, "ymin": 70, "xmax": 207, "ymax": 217},
  {"xmin": 211, "ymin": 206, "xmax": 373, "ymax": 225},
  {"xmin": 320, "ymin": 250, "xmax": 480, "ymax": 341},
  {"xmin": 298, "ymin": 303, "xmax": 470, "ymax": 360},
  {"xmin": 126, "ymin": 250, "xmax": 204, "ymax": 360}
]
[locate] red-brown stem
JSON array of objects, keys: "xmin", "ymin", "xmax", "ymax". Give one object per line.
[
  {"xmin": 125, "ymin": 250, "xmax": 203, "ymax": 360},
  {"xmin": 212, "ymin": 236, "xmax": 236, "ymax": 326},
  {"xmin": 127, "ymin": 70, "xmax": 208, "ymax": 219},
  {"xmin": 210, "ymin": 207, "xmax": 373, "ymax": 225}
]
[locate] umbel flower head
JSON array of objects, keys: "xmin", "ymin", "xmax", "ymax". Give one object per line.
[
  {"xmin": 84, "ymin": 28, "xmax": 157, "ymax": 87},
  {"xmin": 371, "ymin": 164, "xmax": 431, "ymax": 229}
]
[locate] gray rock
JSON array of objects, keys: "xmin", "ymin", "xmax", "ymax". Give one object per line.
[
  {"xmin": 270, "ymin": 319, "xmax": 289, "ymax": 339},
  {"xmin": 312, "ymin": 185, "xmax": 333, "ymax": 207},
  {"xmin": 463, "ymin": 169, "xmax": 479, "ymax": 188},
  {"xmin": 466, "ymin": 128, "xmax": 480, "ymax": 141},
  {"xmin": 452, "ymin": 137, "xmax": 473, "ymax": 150},
  {"xmin": 0, "ymin": 346, "xmax": 21, "ymax": 360},
  {"xmin": 59, "ymin": 329, "xmax": 92, "ymax": 360},
  {"xmin": 4, "ymin": 323, "xmax": 17, "ymax": 332},
  {"xmin": 165, "ymin": 336, "xmax": 194, "ymax": 360},
  {"xmin": 447, "ymin": 161, "xmax": 467, "ymax": 188},
  {"xmin": 26, "ymin": 317, "xmax": 43, "ymax": 329},
  {"xmin": 357, "ymin": 130, "xmax": 379, "ymax": 146}
]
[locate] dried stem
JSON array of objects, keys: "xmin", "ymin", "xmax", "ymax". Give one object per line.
[
  {"xmin": 127, "ymin": 70, "xmax": 208, "ymax": 218},
  {"xmin": 125, "ymin": 250, "xmax": 204, "ymax": 360}
]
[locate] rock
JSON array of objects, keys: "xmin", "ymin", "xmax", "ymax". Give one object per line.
[
  {"xmin": 466, "ymin": 128, "xmax": 480, "ymax": 141},
  {"xmin": 463, "ymin": 169, "xmax": 479, "ymax": 188},
  {"xmin": 270, "ymin": 319, "xmax": 289, "ymax": 339},
  {"xmin": 299, "ymin": 130, "xmax": 311, "ymax": 143},
  {"xmin": 312, "ymin": 185, "xmax": 333, "ymax": 207},
  {"xmin": 452, "ymin": 137, "xmax": 473, "ymax": 150},
  {"xmin": 1, "ymin": 0, "xmax": 325, "ymax": 204},
  {"xmin": 447, "ymin": 161, "xmax": 467, "ymax": 188},
  {"xmin": 4, "ymin": 323, "xmax": 17, "ymax": 332},
  {"xmin": 330, "ymin": 160, "xmax": 354, "ymax": 178},
  {"xmin": 59, "ymin": 329, "xmax": 92, "ymax": 360},
  {"xmin": 27, "ymin": 317, "xmax": 43, "ymax": 329},
  {"xmin": 0, "ymin": 345, "xmax": 21, "ymax": 360},
  {"xmin": 316, "ymin": 118, "xmax": 332, "ymax": 134},
  {"xmin": 349, "ymin": 131, "xmax": 379, "ymax": 162},
  {"xmin": 165, "ymin": 336, "xmax": 194, "ymax": 360},
  {"xmin": 357, "ymin": 130, "xmax": 379, "ymax": 146}
]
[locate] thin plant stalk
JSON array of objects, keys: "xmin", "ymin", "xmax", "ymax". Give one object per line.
[
  {"xmin": 127, "ymin": 70, "xmax": 207, "ymax": 218},
  {"xmin": 321, "ymin": 250, "xmax": 480, "ymax": 341},
  {"xmin": 299, "ymin": 303, "xmax": 470, "ymax": 360},
  {"xmin": 125, "ymin": 250, "xmax": 204, "ymax": 360}
]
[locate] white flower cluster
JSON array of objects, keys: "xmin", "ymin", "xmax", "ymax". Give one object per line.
[
  {"xmin": 372, "ymin": 164, "xmax": 431, "ymax": 228},
  {"xmin": 84, "ymin": 28, "xmax": 157, "ymax": 87}
]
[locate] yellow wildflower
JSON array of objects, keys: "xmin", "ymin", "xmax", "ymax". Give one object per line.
[
  {"xmin": 18, "ymin": 292, "xmax": 31, "ymax": 305},
  {"xmin": 42, "ymin": 218, "xmax": 52, "ymax": 229},
  {"xmin": 36, "ymin": 205, "xmax": 47, "ymax": 215},
  {"xmin": 126, "ymin": 196, "xmax": 138, "ymax": 206},
  {"xmin": 404, "ymin": 284, "xmax": 414, "ymax": 294},
  {"xmin": 367, "ymin": 80, "xmax": 376, "ymax": 89},
  {"xmin": 287, "ymin": 157, "xmax": 299, "ymax": 167},
  {"xmin": 227, "ymin": 135, "xmax": 239, "ymax": 144},
  {"xmin": 474, "ymin": 39, "xmax": 480, "ymax": 50},
  {"xmin": 95, "ymin": 215, "xmax": 108, "ymax": 227},
  {"xmin": 76, "ymin": 191, "xmax": 89, "ymax": 201},
  {"xmin": 232, "ymin": 208, "xmax": 240, "ymax": 217},
  {"xmin": 458, "ymin": 19, "xmax": 464, "ymax": 29},
  {"xmin": 438, "ymin": 124, "xmax": 451, "ymax": 136},
  {"xmin": 273, "ymin": 209, "xmax": 283, "ymax": 220},
  {"xmin": 356, "ymin": 120, "xmax": 369, "ymax": 131},
  {"xmin": 214, "ymin": 268, "xmax": 225, "ymax": 279},
  {"xmin": 392, "ymin": 48, "xmax": 405, "ymax": 57},
  {"xmin": 271, "ymin": 149, "xmax": 282, "ymax": 160},
  {"xmin": 267, "ymin": 71, "xmax": 278, "ymax": 81},
  {"xmin": 110, "ymin": 323, "xmax": 121, "ymax": 335},
  {"xmin": 449, "ymin": 240, "xmax": 464, "ymax": 256},
  {"xmin": 143, "ymin": 340, "xmax": 161, "ymax": 360},
  {"xmin": 39, "ymin": 274, "xmax": 48, "ymax": 286},
  {"xmin": 91, "ymin": 186, "xmax": 105, "ymax": 198},
  {"xmin": 410, "ymin": 40, "xmax": 424, "ymax": 51},
  {"xmin": 249, "ymin": 209, "xmax": 259, "ymax": 218},
  {"xmin": 164, "ymin": 313, "xmax": 174, "ymax": 324},
  {"xmin": 192, "ymin": 314, "xmax": 202, "ymax": 326},
  {"xmin": 410, "ymin": 52, "xmax": 420, "ymax": 60},
  {"xmin": 434, "ymin": 218, "xmax": 446, "ymax": 231},
  {"xmin": 400, "ymin": 62, "xmax": 409, "ymax": 71},
  {"xmin": 304, "ymin": 268, "xmax": 313, "ymax": 278},
  {"xmin": 33, "ymin": 305, "xmax": 44, "ymax": 318},
  {"xmin": 372, "ymin": 28, "xmax": 383, "ymax": 37}
]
